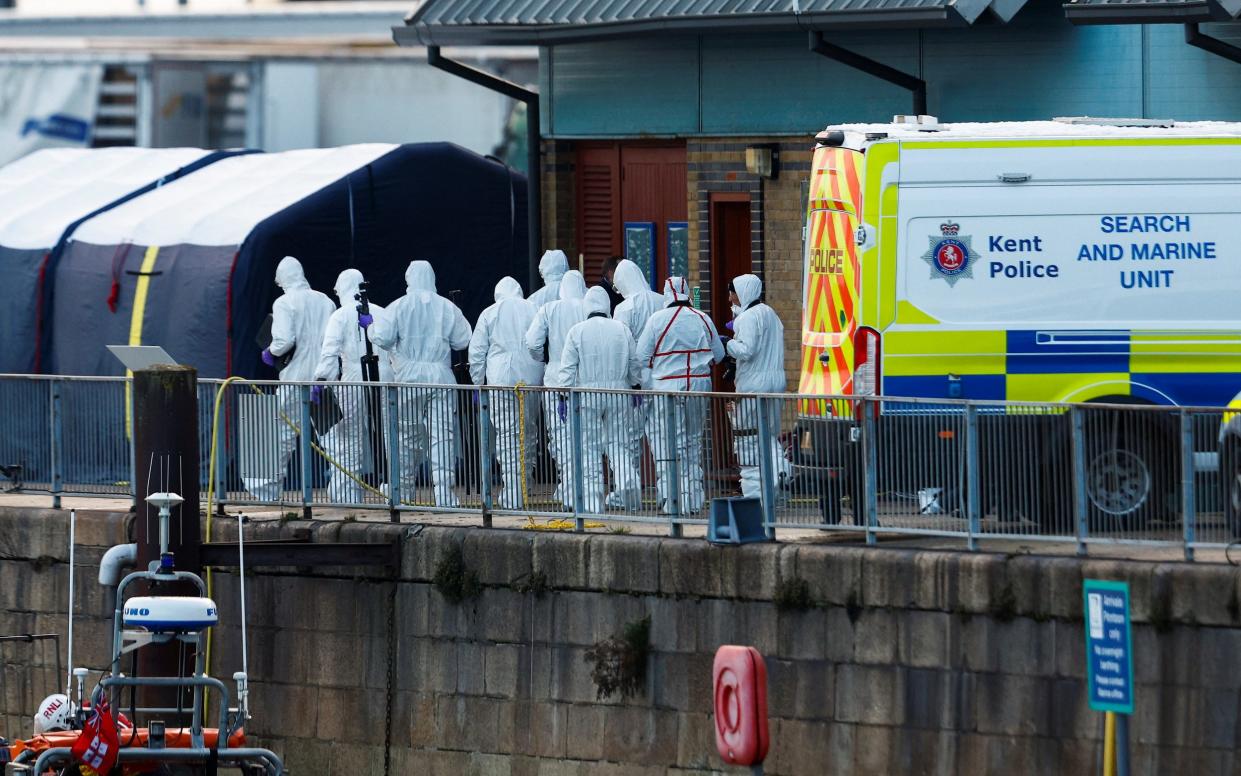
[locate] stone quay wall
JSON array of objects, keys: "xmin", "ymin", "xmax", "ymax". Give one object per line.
[{"xmin": 3, "ymin": 508, "xmax": 1240, "ymax": 774}]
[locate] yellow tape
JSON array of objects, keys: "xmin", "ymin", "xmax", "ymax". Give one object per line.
[{"xmin": 123, "ymin": 246, "xmax": 161, "ymax": 437}]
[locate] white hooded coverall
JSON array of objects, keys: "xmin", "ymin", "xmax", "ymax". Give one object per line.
[
  {"xmin": 469, "ymin": 277, "xmax": 545, "ymax": 509},
  {"xmin": 526, "ymin": 249, "xmax": 569, "ymax": 310},
  {"xmin": 609, "ymin": 259, "xmax": 666, "ymax": 506},
  {"xmin": 612, "ymin": 259, "xmax": 666, "ymax": 386},
  {"xmin": 370, "ymin": 261, "xmax": 472, "ymax": 507},
  {"xmin": 558, "ymin": 286, "xmax": 643, "ymax": 513},
  {"xmin": 635, "ymin": 276, "xmax": 725, "ymax": 514},
  {"xmin": 243, "ymin": 256, "xmax": 335, "ymax": 501},
  {"xmin": 313, "ymin": 268, "xmax": 395, "ymax": 503},
  {"xmin": 726, "ymin": 274, "xmax": 790, "ymax": 498},
  {"xmin": 525, "ymin": 270, "xmax": 589, "ymax": 507}
]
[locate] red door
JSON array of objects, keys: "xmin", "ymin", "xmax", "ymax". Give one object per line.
[
  {"xmin": 707, "ymin": 194, "xmax": 753, "ymax": 492},
  {"xmin": 576, "ymin": 142, "xmax": 687, "ymax": 290},
  {"xmin": 710, "ymin": 194, "xmax": 753, "ymax": 392}
]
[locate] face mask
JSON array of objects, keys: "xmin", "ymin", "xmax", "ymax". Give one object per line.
[{"xmin": 730, "ymin": 304, "xmax": 743, "ymax": 318}]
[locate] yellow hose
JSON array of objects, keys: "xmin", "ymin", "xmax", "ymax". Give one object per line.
[
  {"xmin": 203, "ymin": 377, "xmax": 398, "ymax": 700},
  {"xmin": 512, "ymin": 384, "xmax": 602, "ymax": 531},
  {"xmin": 515, "ymin": 383, "xmax": 530, "ymax": 515}
]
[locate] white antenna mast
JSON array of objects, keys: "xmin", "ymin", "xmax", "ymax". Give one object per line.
[
  {"xmin": 65, "ymin": 509, "xmax": 75, "ymax": 699},
  {"xmin": 234, "ymin": 512, "xmax": 251, "ymax": 720}
]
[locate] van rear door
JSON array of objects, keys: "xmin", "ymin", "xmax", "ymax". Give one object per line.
[
  {"xmin": 800, "ymin": 146, "xmax": 864, "ymax": 407},
  {"xmin": 801, "ymin": 206, "xmax": 859, "ymax": 399}
]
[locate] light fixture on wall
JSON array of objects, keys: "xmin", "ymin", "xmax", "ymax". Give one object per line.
[{"xmin": 745, "ymin": 144, "xmax": 780, "ymax": 180}]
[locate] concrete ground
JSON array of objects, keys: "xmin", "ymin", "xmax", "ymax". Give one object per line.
[{"xmin": 4, "ymin": 489, "xmax": 1239, "ymax": 565}]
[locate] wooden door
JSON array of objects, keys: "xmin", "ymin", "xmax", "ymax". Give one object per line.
[
  {"xmin": 620, "ymin": 145, "xmax": 688, "ymax": 287},
  {"xmin": 575, "ymin": 142, "xmax": 686, "ymax": 290},
  {"xmin": 576, "ymin": 144, "xmax": 621, "ymax": 283},
  {"xmin": 708, "ymin": 195, "xmax": 753, "ymax": 492}
]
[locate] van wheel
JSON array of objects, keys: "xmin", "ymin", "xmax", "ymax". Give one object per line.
[
  {"xmin": 1086, "ymin": 447, "xmax": 1151, "ymax": 519},
  {"xmin": 1082, "ymin": 408, "xmax": 1174, "ymax": 531},
  {"xmin": 1222, "ymin": 441, "xmax": 1241, "ymax": 537},
  {"xmin": 1036, "ymin": 404, "xmax": 1174, "ymax": 533}
]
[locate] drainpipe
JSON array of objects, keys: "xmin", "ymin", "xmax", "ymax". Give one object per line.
[
  {"xmin": 809, "ymin": 31, "xmax": 928, "ymax": 116},
  {"xmin": 99, "ymin": 542, "xmax": 137, "ymax": 613},
  {"xmin": 1185, "ymin": 23, "xmax": 1241, "ymax": 66},
  {"xmin": 427, "ymin": 46, "xmax": 542, "ymax": 290}
]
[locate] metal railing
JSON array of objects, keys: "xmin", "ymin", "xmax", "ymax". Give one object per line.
[{"xmin": 2, "ymin": 373, "xmax": 1237, "ymax": 559}]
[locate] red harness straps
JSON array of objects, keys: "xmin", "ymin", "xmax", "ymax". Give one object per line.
[{"xmin": 650, "ymin": 305, "xmax": 715, "ymax": 390}]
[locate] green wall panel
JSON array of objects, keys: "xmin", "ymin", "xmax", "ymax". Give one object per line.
[
  {"xmin": 544, "ymin": 7, "xmax": 1241, "ymax": 137},
  {"xmin": 700, "ymin": 32, "xmax": 920, "ymax": 132},
  {"xmin": 548, "ymin": 37, "xmax": 699, "ymax": 136}
]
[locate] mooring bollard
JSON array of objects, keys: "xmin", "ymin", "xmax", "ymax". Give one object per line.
[{"xmin": 132, "ymin": 364, "xmax": 202, "ymax": 709}]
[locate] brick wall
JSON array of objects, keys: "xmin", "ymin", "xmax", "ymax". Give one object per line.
[{"xmin": 687, "ymin": 138, "xmax": 812, "ymax": 387}]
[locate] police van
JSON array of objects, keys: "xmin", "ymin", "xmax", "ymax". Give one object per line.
[{"xmin": 796, "ymin": 116, "xmax": 1241, "ymax": 530}]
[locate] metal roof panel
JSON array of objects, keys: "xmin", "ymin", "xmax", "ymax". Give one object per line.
[{"xmin": 399, "ymin": 0, "xmax": 999, "ymax": 45}]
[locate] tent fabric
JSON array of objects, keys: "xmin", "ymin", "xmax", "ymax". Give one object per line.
[
  {"xmin": 70, "ymin": 145, "xmax": 397, "ymax": 248},
  {"xmin": 0, "ymin": 147, "xmax": 210, "ymax": 250},
  {"xmin": 50, "ymin": 142, "xmax": 528, "ymax": 380},
  {"xmin": 0, "ymin": 146, "xmax": 224, "ymax": 374}
]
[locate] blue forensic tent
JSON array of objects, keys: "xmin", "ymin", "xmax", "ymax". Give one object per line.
[
  {"xmin": 48, "ymin": 142, "xmax": 528, "ymax": 378},
  {"xmin": 0, "ymin": 146, "xmax": 224, "ymax": 374}
]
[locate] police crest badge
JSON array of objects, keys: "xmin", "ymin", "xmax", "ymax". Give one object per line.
[{"xmin": 922, "ymin": 221, "xmax": 979, "ymax": 287}]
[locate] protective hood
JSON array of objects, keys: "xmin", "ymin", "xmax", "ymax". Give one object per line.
[
  {"xmin": 613, "ymin": 259, "xmax": 649, "ymax": 300},
  {"xmin": 558, "ymin": 270, "xmax": 586, "ymax": 300},
  {"xmin": 539, "ymin": 249, "xmax": 569, "ymax": 282},
  {"xmin": 275, "ymin": 256, "xmax": 309, "ymax": 292},
  {"xmin": 662, "ymin": 276, "xmax": 691, "ymax": 306},
  {"xmin": 732, "ymin": 274, "xmax": 762, "ymax": 308},
  {"xmin": 584, "ymin": 285, "xmax": 611, "ymax": 316},
  {"xmin": 494, "ymin": 275, "xmax": 524, "ymax": 302},
  {"xmin": 334, "ymin": 268, "xmax": 365, "ymax": 303},
  {"xmin": 405, "ymin": 260, "xmax": 437, "ymax": 303}
]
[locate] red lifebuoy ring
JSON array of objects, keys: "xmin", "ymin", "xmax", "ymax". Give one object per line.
[{"xmin": 712, "ymin": 645, "xmax": 769, "ymax": 766}]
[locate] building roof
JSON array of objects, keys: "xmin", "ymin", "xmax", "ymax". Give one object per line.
[
  {"xmin": 396, "ymin": 0, "xmax": 1023, "ymax": 46},
  {"xmin": 1062, "ymin": 0, "xmax": 1241, "ymax": 23}
]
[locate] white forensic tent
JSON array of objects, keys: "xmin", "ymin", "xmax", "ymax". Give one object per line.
[{"xmin": 0, "ymin": 146, "xmax": 215, "ymax": 373}]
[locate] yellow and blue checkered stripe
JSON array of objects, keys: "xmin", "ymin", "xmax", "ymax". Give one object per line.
[{"xmin": 883, "ymin": 329, "xmax": 1241, "ymax": 407}]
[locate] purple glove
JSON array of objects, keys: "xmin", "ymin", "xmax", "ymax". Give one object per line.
[
  {"xmin": 472, "ymin": 390, "xmax": 481, "ymax": 406},
  {"xmin": 631, "ymin": 394, "xmax": 643, "ymax": 408},
  {"xmin": 358, "ymin": 313, "xmax": 374, "ymax": 329},
  {"xmin": 557, "ymin": 397, "xmax": 567, "ymax": 422},
  {"xmin": 725, "ymin": 320, "xmax": 735, "ymax": 332},
  {"xmin": 310, "ymin": 385, "xmax": 323, "ymax": 404},
  {"xmin": 261, "ymin": 348, "xmax": 276, "ymax": 367}
]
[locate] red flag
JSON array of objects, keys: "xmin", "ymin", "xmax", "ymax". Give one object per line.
[{"xmin": 70, "ymin": 695, "xmax": 120, "ymax": 776}]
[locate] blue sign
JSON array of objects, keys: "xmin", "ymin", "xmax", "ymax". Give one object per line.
[
  {"xmin": 21, "ymin": 113, "xmax": 91, "ymax": 143},
  {"xmin": 1083, "ymin": 579, "xmax": 1134, "ymax": 714}
]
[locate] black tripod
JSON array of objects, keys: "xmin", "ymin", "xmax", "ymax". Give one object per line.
[{"xmin": 356, "ymin": 281, "xmax": 388, "ymax": 484}]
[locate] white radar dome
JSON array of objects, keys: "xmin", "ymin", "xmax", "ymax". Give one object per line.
[{"xmin": 123, "ymin": 596, "xmax": 218, "ymax": 632}]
